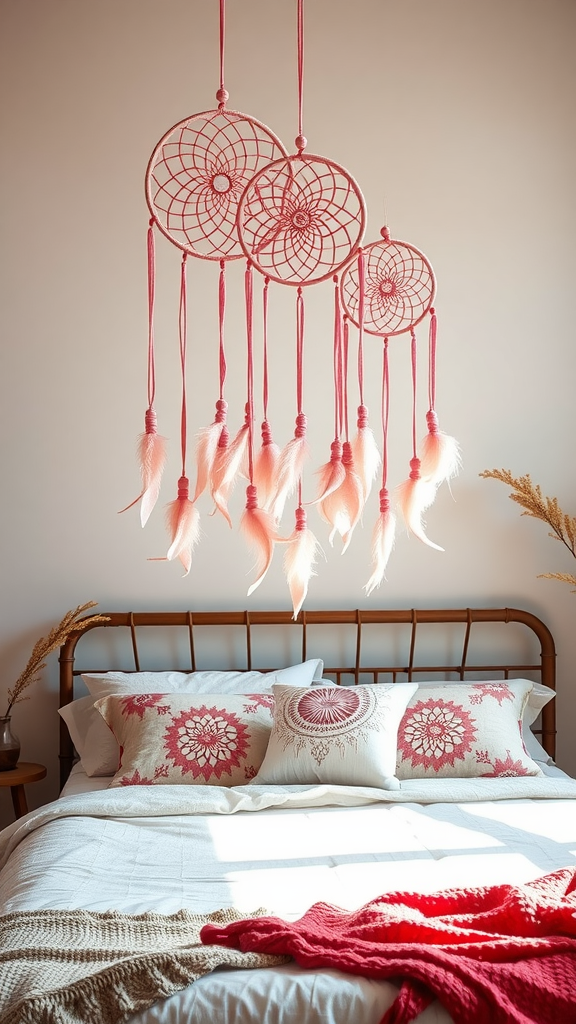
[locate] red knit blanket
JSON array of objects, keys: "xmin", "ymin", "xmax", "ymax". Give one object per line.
[{"xmin": 201, "ymin": 867, "xmax": 576, "ymax": 1024}]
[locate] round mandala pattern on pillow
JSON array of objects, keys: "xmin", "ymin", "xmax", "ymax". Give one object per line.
[
  {"xmin": 398, "ymin": 698, "xmax": 477, "ymax": 771},
  {"xmin": 285, "ymin": 686, "xmax": 374, "ymax": 736},
  {"xmin": 164, "ymin": 706, "xmax": 250, "ymax": 781}
]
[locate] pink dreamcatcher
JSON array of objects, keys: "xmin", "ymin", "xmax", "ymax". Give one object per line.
[{"xmin": 341, "ymin": 230, "xmax": 460, "ymax": 589}]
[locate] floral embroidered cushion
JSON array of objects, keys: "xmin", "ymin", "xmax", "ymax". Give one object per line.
[
  {"xmin": 395, "ymin": 679, "xmax": 543, "ymax": 779},
  {"xmin": 254, "ymin": 682, "xmax": 417, "ymax": 789},
  {"xmin": 94, "ymin": 692, "xmax": 275, "ymax": 787}
]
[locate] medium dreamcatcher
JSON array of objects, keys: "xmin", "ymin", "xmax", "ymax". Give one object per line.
[{"xmin": 119, "ymin": 0, "xmax": 460, "ymax": 611}]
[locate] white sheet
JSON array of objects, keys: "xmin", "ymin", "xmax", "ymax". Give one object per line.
[{"xmin": 1, "ymin": 773, "xmax": 576, "ymax": 1024}]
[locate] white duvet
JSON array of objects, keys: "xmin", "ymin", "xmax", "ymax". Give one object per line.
[{"xmin": 1, "ymin": 768, "xmax": 576, "ymax": 1024}]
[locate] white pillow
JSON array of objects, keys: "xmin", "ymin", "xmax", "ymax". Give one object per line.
[
  {"xmin": 254, "ymin": 682, "xmax": 417, "ymax": 789},
  {"xmin": 395, "ymin": 679, "xmax": 543, "ymax": 779},
  {"xmin": 60, "ymin": 660, "xmax": 323, "ymax": 778}
]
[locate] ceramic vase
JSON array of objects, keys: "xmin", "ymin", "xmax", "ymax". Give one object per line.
[{"xmin": 0, "ymin": 716, "xmax": 20, "ymax": 771}]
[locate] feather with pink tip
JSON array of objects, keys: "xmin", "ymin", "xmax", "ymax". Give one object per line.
[
  {"xmin": 118, "ymin": 408, "xmax": 167, "ymax": 526},
  {"xmin": 282, "ymin": 507, "xmax": 322, "ymax": 618},
  {"xmin": 271, "ymin": 415, "xmax": 309, "ymax": 524},
  {"xmin": 241, "ymin": 485, "xmax": 279, "ymax": 596},
  {"xmin": 253, "ymin": 421, "xmax": 281, "ymax": 512},
  {"xmin": 165, "ymin": 476, "xmax": 201, "ymax": 576},
  {"xmin": 352, "ymin": 405, "xmax": 381, "ymax": 504},
  {"xmin": 192, "ymin": 399, "xmax": 228, "ymax": 503},
  {"xmin": 210, "ymin": 416, "xmax": 250, "ymax": 527},
  {"xmin": 398, "ymin": 457, "xmax": 443, "ymax": 551},
  {"xmin": 310, "ymin": 439, "xmax": 346, "ymax": 505},
  {"xmin": 419, "ymin": 410, "xmax": 461, "ymax": 485},
  {"xmin": 339, "ymin": 441, "xmax": 365, "ymax": 552},
  {"xmin": 364, "ymin": 489, "xmax": 396, "ymax": 595}
]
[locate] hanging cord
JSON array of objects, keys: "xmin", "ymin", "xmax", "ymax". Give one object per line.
[
  {"xmin": 342, "ymin": 314, "xmax": 350, "ymax": 443},
  {"xmin": 178, "ymin": 253, "xmax": 189, "ymax": 480},
  {"xmin": 409, "ymin": 327, "xmax": 420, "ymax": 478},
  {"xmin": 245, "ymin": 261, "xmax": 255, "ymax": 489},
  {"xmin": 295, "ymin": 0, "xmax": 307, "ymax": 153},
  {"xmin": 357, "ymin": 248, "xmax": 365, "ymax": 412},
  {"xmin": 380, "ymin": 338, "xmax": 390, "ymax": 496},
  {"xmin": 144, "ymin": 219, "xmax": 157, "ymax": 432},
  {"xmin": 426, "ymin": 306, "xmax": 438, "ymax": 434},
  {"xmin": 333, "ymin": 276, "xmax": 343, "ymax": 442},
  {"xmin": 262, "ymin": 276, "xmax": 271, "ymax": 436},
  {"xmin": 216, "ymin": 0, "xmax": 229, "ymax": 108}
]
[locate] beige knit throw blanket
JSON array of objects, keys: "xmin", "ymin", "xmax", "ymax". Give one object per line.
[{"xmin": 0, "ymin": 907, "xmax": 289, "ymax": 1024}]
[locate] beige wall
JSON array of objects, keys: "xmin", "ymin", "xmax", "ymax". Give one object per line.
[{"xmin": 1, "ymin": 0, "xmax": 575, "ymax": 828}]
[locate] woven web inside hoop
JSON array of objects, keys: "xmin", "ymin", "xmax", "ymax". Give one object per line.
[
  {"xmin": 236, "ymin": 154, "xmax": 366, "ymax": 285},
  {"xmin": 341, "ymin": 237, "xmax": 436, "ymax": 336},
  {"xmin": 145, "ymin": 109, "xmax": 287, "ymax": 260}
]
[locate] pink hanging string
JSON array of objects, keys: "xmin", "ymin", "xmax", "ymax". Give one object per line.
[
  {"xmin": 295, "ymin": 0, "xmax": 307, "ymax": 154},
  {"xmin": 241, "ymin": 262, "xmax": 280, "ymax": 596},
  {"xmin": 118, "ymin": 219, "xmax": 167, "ymax": 525},
  {"xmin": 398, "ymin": 327, "xmax": 443, "ymax": 551},
  {"xmin": 365, "ymin": 337, "xmax": 396, "ymax": 594},
  {"xmin": 353, "ymin": 248, "xmax": 381, "ymax": 504},
  {"xmin": 193, "ymin": 260, "xmax": 230, "ymax": 504},
  {"xmin": 216, "ymin": 0, "xmax": 229, "ymax": 109},
  {"xmin": 164, "ymin": 254, "xmax": 200, "ymax": 575},
  {"xmin": 311, "ymin": 276, "xmax": 345, "ymax": 505},
  {"xmin": 419, "ymin": 307, "xmax": 461, "ymax": 485},
  {"xmin": 253, "ymin": 277, "xmax": 281, "ymax": 510},
  {"xmin": 271, "ymin": 288, "xmax": 309, "ymax": 522}
]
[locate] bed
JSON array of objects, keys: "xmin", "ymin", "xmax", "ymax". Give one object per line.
[{"xmin": 1, "ymin": 606, "xmax": 576, "ymax": 1024}]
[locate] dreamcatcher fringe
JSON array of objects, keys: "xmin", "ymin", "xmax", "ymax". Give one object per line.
[
  {"xmin": 210, "ymin": 408, "xmax": 250, "ymax": 527},
  {"xmin": 118, "ymin": 409, "xmax": 167, "ymax": 527},
  {"xmin": 271, "ymin": 289, "xmax": 308, "ymax": 523},
  {"xmin": 352, "ymin": 406, "xmax": 380, "ymax": 505},
  {"xmin": 398, "ymin": 458, "xmax": 443, "ymax": 551},
  {"xmin": 364, "ymin": 488, "xmax": 396, "ymax": 595},
  {"xmin": 165, "ymin": 476, "xmax": 201, "ymax": 576},
  {"xmin": 241, "ymin": 486, "xmax": 280, "ymax": 596},
  {"xmin": 339, "ymin": 441, "xmax": 364, "ymax": 552},
  {"xmin": 193, "ymin": 401, "xmax": 228, "ymax": 503},
  {"xmin": 419, "ymin": 310, "xmax": 460, "ymax": 485},
  {"xmin": 311, "ymin": 439, "xmax": 346, "ymax": 505},
  {"xmin": 254, "ymin": 424, "xmax": 281, "ymax": 512},
  {"xmin": 283, "ymin": 506, "xmax": 321, "ymax": 618}
]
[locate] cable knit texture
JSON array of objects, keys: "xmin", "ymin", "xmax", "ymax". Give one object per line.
[
  {"xmin": 0, "ymin": 907, "xmax": 287, "ymax": 1024},
  {"xmin": 201, "ymin": 867, "xmax": 576, "ymax": 1024}
]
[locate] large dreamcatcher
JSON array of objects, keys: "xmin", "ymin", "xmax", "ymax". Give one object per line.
[{"xmin": 120, "ymin": 0, "xmax": 459, "ymax": 613}]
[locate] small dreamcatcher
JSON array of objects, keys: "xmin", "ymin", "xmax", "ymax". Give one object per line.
[{"xmin": 341, "ymin": 228, "xmax": 460, "ymax": 589}]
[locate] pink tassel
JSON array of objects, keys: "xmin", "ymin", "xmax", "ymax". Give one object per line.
[
  {"xmin": 398, "ymin": 457, "xmax": 444, "ymax": 551},
  {"xmin": 210, "ymin": 410, "xmax": 250, "ymax": 527},
  {"xmin": 339, "ymin": 441, "xmax": 364, "ymax": 552},
  {"xmin": 165, "ymin": 476, "xmax": 201, "ymax": 576},
  {"xmin": 352, "ymin": 405, "xmax": 381, "ymax": 504},
  {"xmin": 241, "ymin": 485, "xmax": 279, "ymax": 596},
  {"xmin": 271, "ymin": 414, "xmax": 309, "ymax": 523},
  {"xmin": 311, "ymin": 439, "xmax": 346, "ymax": 505},
  {"xmin": 118, "ymin": 407, "xmax": 167, "ymax": 526},
  {"xmin": 420, "ymin": 410, "xmax": 461, "ymax": 485},
  {"xmin": 193, "ymin": 399, "xmax": 228, "ymax": 502},
  {"xmin": 364, "ymin": 489, "xmax": 396, "ymax": 595},
  {"xmin": 253, "ymin": 420, "xmax": 281, "ymax": 512},
  {"xmin": 283, "ymin": 507, "xmax": 322, "ymax": 618}
]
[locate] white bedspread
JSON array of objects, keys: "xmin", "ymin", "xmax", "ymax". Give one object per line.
[{"xmin": 1, "ymin": 772, "xmax": 576, "ymax": 1024}]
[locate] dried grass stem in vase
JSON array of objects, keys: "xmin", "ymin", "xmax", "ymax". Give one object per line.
[
  {"xmin": 480, "ymin": 469, "xmax": 576, "ymax": 591},
  {"xmin": 4, "ymin": 602, "xmax": 110, "ymax": 717}
]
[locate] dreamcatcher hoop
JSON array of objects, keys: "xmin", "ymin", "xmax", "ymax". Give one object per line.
[
  {"xmin": 236, "ymin": 152, "xmax": 366, "ymax": 286},
  {"xmin": 145, "ymin": 108, "xmax": 288, "ymax": 261},
  {"xmin": 340, "ymin": 228, "xmax": 436, "ymax": 336}
]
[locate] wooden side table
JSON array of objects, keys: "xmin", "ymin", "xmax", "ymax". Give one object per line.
[{"xmin": 0, "ymin": 761, "xmax": 47, "ymax": 819}]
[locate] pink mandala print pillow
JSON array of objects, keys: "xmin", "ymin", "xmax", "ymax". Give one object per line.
[
  {"xmin": 94, "ymin": 693, "xmax": 275, "ymax": 787},
  {"xmin": 395, "ymin": 679, "xmax": 543, "ymax": 780},
  {"xmin": 254, "ymin": 682, "xmax": 417, "ymax": 789}
]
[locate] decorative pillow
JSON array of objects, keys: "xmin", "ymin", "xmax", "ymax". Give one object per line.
[
  {"xmin": 68, "ymin": 660, "xmax": 323, "ymax": 778},
  {"xmin": 253, "ymin": 682, "xmax": 417, "ymax": 789},
  {"xmin": 395, "ymin": 679, "xmax": 544, "ymax": 779},
  {"xmin": 94, "ymin": 692, "xmax": 275, "ymax": 787}
]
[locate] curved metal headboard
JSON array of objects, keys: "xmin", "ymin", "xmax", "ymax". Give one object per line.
[{"xmin": 58, "ymin": 606, "xmax": 556, "ymax": 790}]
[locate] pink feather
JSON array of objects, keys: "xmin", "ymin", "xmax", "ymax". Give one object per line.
[
  {"xmin": 339, "ymin": 442, "xmax": 365, "ymax": 552},
  {"xmin": 283, "ymin": 508, "xmax": 322, "ymax": 618},
  {"xmin": 352, "ymin": 406, "xmax": 381, "ymax": 504},
  {"xmin": 193, "ymin": 399, "xmax": 228, "ymax": 502},
  {"xmin": 241, "ymin": 485, "xmax": 279, "ymax": 597},
  {"xmin": 165, "ymin": 476, "xmax": 201, "ymax": 576},
  {"xmin": 210, "ymin": 416, "xmax": 250, "ymax": 527},
  {"xmin": 398, "ymin": 458, "xmax": 444, "ymax": 551},
  {"xmin": 420, "ymin": 411, "xmax": 461, "ymax": 485},
  {"xmin": 364, "ymin": 489, "xmax": 396, "ymax": 595},
  {"xmin": 310, "ymin": 439, "xmax": 346, "ymax": 505},
  {"xmin": 271, "ymin": 418, "xmax": 309, "ymax": 523},
  {"xmin": 118, "ymin": 408, "xmax": 167, "ymax": 527},
  {"xmin": 253, "ymin": 421, "xmax": 281, "ymax": 512}
]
